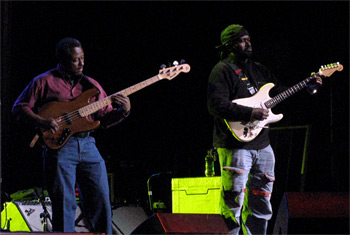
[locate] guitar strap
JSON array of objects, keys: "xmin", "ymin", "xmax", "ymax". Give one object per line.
[
  {"xmin": 81, "ymin": 75, "xmax": 101, "ymax": 93},
  {"xmin": 224, "ymin": 60, "xmax": 258, "ymax": 95}
]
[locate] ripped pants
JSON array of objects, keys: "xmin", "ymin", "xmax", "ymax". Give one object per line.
[{"xmin": 218, "ymin": 145, "xmax": 275, "ymax": 235}]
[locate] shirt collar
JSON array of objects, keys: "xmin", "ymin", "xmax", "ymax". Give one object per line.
[
  {"xmin": 55, "ymin": 64, "xmax": 85, "ymax": 86},
  {"xmin": 55, "ymin": 64, "xmax": 84, "ymax": 80}
]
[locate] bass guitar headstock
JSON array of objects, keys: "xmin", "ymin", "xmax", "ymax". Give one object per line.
[{"xmin": 158, "ymin": 60, "xmax": 191, "ymax": 80}]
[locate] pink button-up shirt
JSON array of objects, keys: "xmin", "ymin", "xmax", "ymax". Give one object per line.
[{"xmin": 12, "ymin": 65, "xmax": 126, "ymax": 129}]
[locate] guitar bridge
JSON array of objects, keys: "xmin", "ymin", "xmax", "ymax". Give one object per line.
[{"xmin": 58, "ymin": 128, "xmax": 72, "ymax": 145}]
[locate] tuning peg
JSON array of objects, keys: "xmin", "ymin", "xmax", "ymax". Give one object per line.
[
  {"xmin": 160, "ymin": 64, "xmax": 166, "ymax": 69},
  {"xmin": 180, "ymin": 59, "xmax": 186, "ymax": 64},
  {"xmin": 173, "ymin": 60, "xmax": 179, "ymax": 66}
]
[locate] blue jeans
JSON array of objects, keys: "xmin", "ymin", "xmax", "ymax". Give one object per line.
[
  {"xmin": 44, "ymin": 136, "xmax": 112, "ymax": 234},
  {"xmin": 218, "ymin": 145, "xmax": 275, "ymax": 235}
]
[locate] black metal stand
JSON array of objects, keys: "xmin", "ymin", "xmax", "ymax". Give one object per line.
[
  {"xmin": 37, "ymin": 146, "xmax": 52, "ymax": 232},
  {"xmin": 34, "ymin": 187, "xmax": 52, "ymax": 232},
  {"xmin": 147, "ymin": 171, "xmax": 172, "ymax": 214}
]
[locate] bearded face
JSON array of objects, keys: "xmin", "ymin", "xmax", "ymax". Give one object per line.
[{"xmin": 233, "ymin": 35, "xmax": 253, "ymax": 59}]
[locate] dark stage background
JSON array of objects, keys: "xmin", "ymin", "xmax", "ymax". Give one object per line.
[{"xmin": 1, "ymin": 1, "xmax": 349, "ymax": 232}]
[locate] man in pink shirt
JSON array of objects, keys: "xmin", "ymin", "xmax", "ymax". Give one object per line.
[{"xmin": 12, "ymin": 38, "xmax": 130, "ymax": 234}]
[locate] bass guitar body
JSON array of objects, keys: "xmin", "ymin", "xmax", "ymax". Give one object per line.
[{"xmin": 38, "ymin": 88, "xmax": 101, "ymax": 150}]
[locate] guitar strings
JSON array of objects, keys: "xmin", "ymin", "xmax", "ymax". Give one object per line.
[
  {"xmin": 51, "ymin": 83, "xmax": 139, "ymax": 126},
  {"xmin": 41, "ymin": 110, "xmax": 83, "ymax": 135},
  {"xmin": 50, "ymin": 74, "xmax": 165, "ymax": 129},
  {"xmin": 54, "ymin": 71, "xmax": 308, "ymax": 128},
  {"xmin": 56, "ymin": 110, "xmax": 80, "ymax": 125},
  {"xmin": 264, "ymin": 77, "xmax": 310, "ymax": 109},
  {"xmin": 54, "ymin": 93, "xmax": 110, "ymax": 122},
  {"xmin": 55, "ymin": 105, "xmax": 101, "ymax": 127},
  {"xmin": 53, "ymin": 94, "xmax": 116, "ymax": 128}
]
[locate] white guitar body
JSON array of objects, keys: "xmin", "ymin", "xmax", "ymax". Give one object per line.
[
  {"xmin": 225, "ymin": 83, "xmax": 283, "ymax": 142},
  {"xmin": 224, "ymin": 62, "xmax": 343, "ymax": 142}
]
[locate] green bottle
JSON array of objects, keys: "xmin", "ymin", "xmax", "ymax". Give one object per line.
[{"xmin": 205, "ymin": 150, "xmax": 216, "ymax": 177}]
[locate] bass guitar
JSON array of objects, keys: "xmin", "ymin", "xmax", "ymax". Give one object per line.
[
  {"xmin": 31, "ymin": 62, "xmax": 191, "ymax": 149},
  {"xmin": 225, "ymin": 62, "xmax": 343, "ymax": 142}
]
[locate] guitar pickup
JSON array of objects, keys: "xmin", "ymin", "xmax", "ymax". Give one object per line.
[
  {"xmin": 243, "ymin": 127, "xmax": 249, "ymax": 137},
  {"xmin": 63, "ymin": 113, "xmax": 72, "ymax": 125}
]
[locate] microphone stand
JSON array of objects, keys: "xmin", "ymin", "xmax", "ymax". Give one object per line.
[
  {"xmin": 147, "ymin": 171, "xmax": 172, "ymax": 214},
  {"xmin": 34, "ymin": 187, "xmax": 52, "ymax": 232},
  {"xmin": 147, "ymin": 173, "xmax": 158, "ymax": 214}
]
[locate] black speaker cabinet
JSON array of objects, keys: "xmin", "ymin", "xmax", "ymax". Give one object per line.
[{"xmin": 273, "ymin": 192, "xmax": 349, "ymax": 234}]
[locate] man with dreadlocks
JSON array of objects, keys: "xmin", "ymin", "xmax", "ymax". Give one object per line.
[{"xmin": 207, "ymin": 24, "xmax": 323, "ymax": 234}]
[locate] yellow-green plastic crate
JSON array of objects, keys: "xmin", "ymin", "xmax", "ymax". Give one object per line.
[{"xmin": 172, "ymin": 177, "xmax": 222, "ymax": 214}]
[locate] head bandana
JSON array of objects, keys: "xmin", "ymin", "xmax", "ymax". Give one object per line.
[{"xmin": 216, "ymin": 24, "xmax": 249, "ymax": 49}]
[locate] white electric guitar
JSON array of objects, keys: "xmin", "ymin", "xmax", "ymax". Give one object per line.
[{"xmin": 225, "ymin": 62, "xmax": 343, "ymax": 142}]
